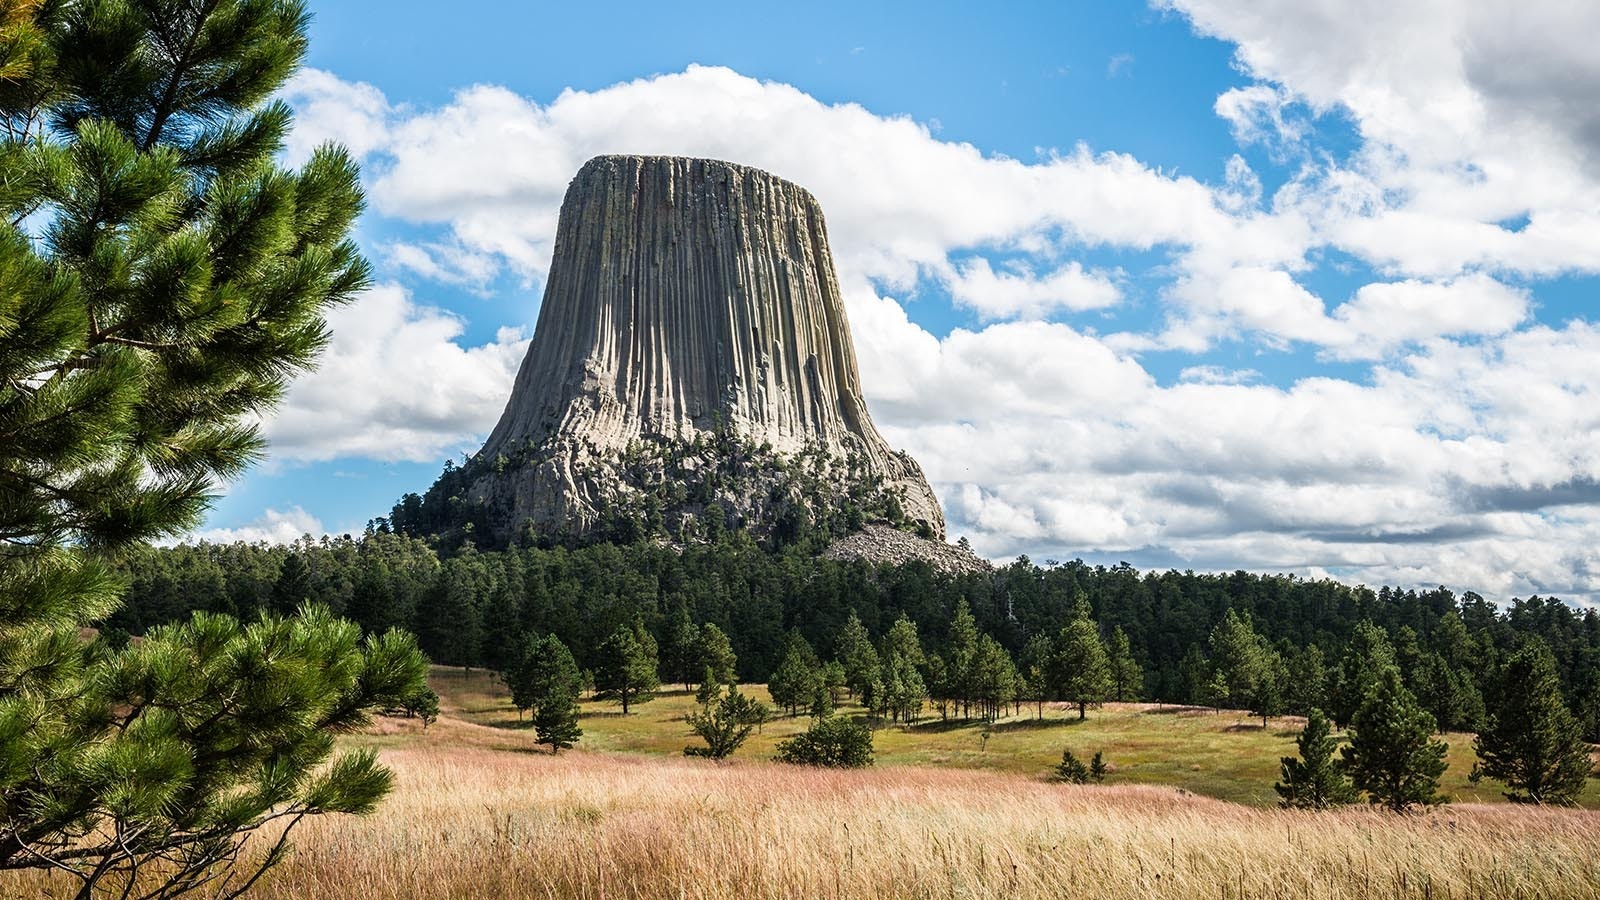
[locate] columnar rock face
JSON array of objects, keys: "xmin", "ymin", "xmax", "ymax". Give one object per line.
[{"xmin": 467, "ymin": 154, "xmax": 944, "ymax": 543}]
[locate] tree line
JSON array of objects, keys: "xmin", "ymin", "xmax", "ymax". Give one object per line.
[{"xmin": 111, "ymin": 529, "xmax": 1600, "ymax": 741}]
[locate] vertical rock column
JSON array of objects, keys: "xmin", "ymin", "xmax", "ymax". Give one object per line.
[{"xmin": 472, "ymin": 154, "xmax": 945, "ymax": 540}]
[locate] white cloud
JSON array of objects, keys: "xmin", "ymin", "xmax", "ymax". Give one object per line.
[
  {"xmin": 1163, "ymin": 0, "xmax": 1600, "ymax": 283},
  {"xmin": 186, "ymin": 507, "xmax": 325, "ymax": 545},
  {"xmin": 853, "ymin": 281, "xmax": 1600, "ymax": 598},
  {"xmin": 943, "ymin": 258, "xmax": 1121, "ymax": 319},
  {"xmin": 272, "ymin": 58, "xmax": 1600, "ymax": 601},
  {"xmin": 1328, "ymin": 274, "xmax": 1529, "ymax": 358},
  {"xmin": 1214, "ymin": 84, "xmax": 1305, "ymax": 153},
  {"xmin": 291, "ymin": 64, "xmax": 1277, "ymax": 298},
  {"xmin": 281, "ymin": 69, "xmax": 392, "ymax": 166},
  {"xmin": 261, "ymin": 283, "xmax": 527, "ymax": 463}
]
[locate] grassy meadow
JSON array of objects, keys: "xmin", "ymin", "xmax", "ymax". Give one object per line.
[
  {"xmin": 7, "ymin": 666, "xmax": 1599, "ymax": 899},
  {"xmin": 430, "ymin": 665, "xmax": 1600, "ymax": 808}
]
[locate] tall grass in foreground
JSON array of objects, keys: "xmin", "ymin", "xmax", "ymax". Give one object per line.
[
  {"xmin": 19, "ymin": 726, "xmax": 1585, "ymax": 900},
  {"xmin": 7, "ymin": 698, "xmax": 1597, "ymax": 899}
]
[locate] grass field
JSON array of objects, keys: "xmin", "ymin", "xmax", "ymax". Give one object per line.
[
  {"xmin": 6, "ymin": 666, "xmax": 1599, "ymax": 899},
  {"xmin": 430, "ymin": 665, "xmax": 1600, "ymax": 807}
]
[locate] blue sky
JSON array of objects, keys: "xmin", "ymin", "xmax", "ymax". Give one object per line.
[{"xmin": 204, "ymin": 0, "xmax": 1600, "ymax": 603}]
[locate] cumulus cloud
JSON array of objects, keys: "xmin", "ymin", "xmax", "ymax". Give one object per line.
[
  {"xmin": 271, "ymin": 54, "xmax": 1600, "ymax": 601},
  {"xmin": 281, "ymin": 68, "xmax": 392, "ymax": 166},
  {"xmin": 942, "ymin": 259, "xmax": 1121, "ymax": 319},
  {"xmin": 869, "ymin": 311, "xmax": 1600, "ymax": 600},
  {"xmin": 261, "ymin": 283, "xmax": 527, "ymax": 463},
  {"xmin": 1164, "ymin": 0, "xmax": 1600, "ymax": 283},
  {"xmin": 185, "ymin": 507, "xmax": 325, "ymax": 545}
]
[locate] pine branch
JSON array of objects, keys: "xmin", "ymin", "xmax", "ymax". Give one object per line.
[{"xmin": 140, "ymin": 0, "xmax": 223, "ymax": 154}]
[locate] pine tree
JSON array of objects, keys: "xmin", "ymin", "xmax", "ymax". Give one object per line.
[
  {"xmin": 1475, "ymin": 642, "xmax": 1594, "ymax": 805},
  {"xmin": 1020, "ymin": 633, "xmax": 1053, "ymax": 719},
  {"xmin": 1089, "ymin": 751, "xmax": 1108, "ymax": 782},
  {"xmin": 530, "ymin": 635, "xmax": 583, "ymax": 753},
  {"xmin": 1054, "ymin": 749, "xmax": 1090, "ymax": 784},
  {"xmin": 1332, "ymin": 621, "xmax": 1397, "ymax": 726},
  {"xmin": 663, "ymin": 604, "xmax": 698, "ymax": 689},
  {"xmin": 1341, "ymin": 668, "xmax": 1449, "ymax": 811},
  {"xmin": 835, "ymin": 610, "xmax": 879, "ymax": 698},
  {"xmin": 774, "ymin": 716, "xmax": 874, "ymax": 768},
  {"xmin": 970, "ymin": 634, "xmax": 1018, "ymax": 722},
  {"xmin": 1208, "ymin": 609, "xmax": 1283, "ymax": 727},
  {"xmin": 769, "ymin": 633, "xmax": 821, "ymax": 716},
  {"xmin": 503, "ymin": 632, "xmax": 543, "ymax": 718},
  {"xmin": 880, "ymin": 616, "xmax": 927, "ymax": 723},
  {"xmin": 685, "ymin": 684, "xmax": 768, "ymax": 759},
  {"xmin": 695, "ymin": 665, "xmax": 722, "ymax": 706},
  {"xmin": 1049, "ymin": 605, "xmax": 1111, "ymax": 720},
  {"xmin": 271, "ymin": 552, "xmax": 313, "ymax": 615},
  {"xmin": 1107, "ymin": 626, "xmax": 1143, "ymax": 702},
  {"xmin": 594, "ymin": 619, "xmax": 659, "ymax": 714},
  {"xmin": 0, "ymin": 1, "xmax": 427, "ymax": 891},
  {"xmin": 1275, "ymin": 709, "xmax": 1357, "ymax": 809},
  {"xmin": 697, "ymin": 621, "xmax": 738, "ymax": 686},
  {"xmin": 1285, "ymin": 643, "xmax": 1328, "ymax": 715},
  {"xmin": 947, "ymin": 599, "xmax": 979, "ymax": 718}
]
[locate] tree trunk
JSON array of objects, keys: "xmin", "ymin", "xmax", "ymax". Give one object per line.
[{"xmin": 1078, "ymin": 701, "xmax": 1087, "ymax": 720}]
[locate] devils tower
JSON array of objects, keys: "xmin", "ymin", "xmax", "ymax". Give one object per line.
[{"xmin": 430, "ymin": 154, "xmax": 945, "ymax": 547}]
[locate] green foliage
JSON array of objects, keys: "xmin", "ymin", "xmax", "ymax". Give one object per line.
[
  {"xmin": 1284, "ymin": 644, "xmax": 1328, "ymax": 718},
  {"xmin": 1331, "ymin": 622, "xmax": 1397, "ymax": 727},
  {"xmin": 1474, "ymin": 642, "xmax": 1593, "ymax": 805},
  {"xmin": 662, "ymin": 604, "xmax": 698, "ymax": 688},
  {"xmin": 969, "ymin": 633, "xmax": 1018, "ymax": 723},
  {"xmin": 684, "ymin": 683, "xmax": 768, "ymax": 759},
  {"xmin": 835, "ymin": 610, "xmax": 879, "ymax": 698},
  {"xmin": 1053, "ymin": 749, "xmax": 1090, "ymax": 784},
  {"xmin": 809, "ymin": 678, "xmax": 835, "ymax": 719},
  {"xmin": 697, "ymin": 621, "xmax": 738, "ymax": 687},
  {"xmin": 1275, "ymin": 709, "xmax": 1356, "ymax": 809},
  {"xmin": 593, "ymin": 619, "xmax": 659, "ymax": 714},
  {"xmin": 878, "ymin": 616, "xmax": 927, "ymax": 724},
  {"xmin": 1208, "ymin": 609, "xmax": 1285, "ymax": 727},
  {"xmin": 1049, "ymin": 603, "xmax": 1111, "ymax": 720},
  {"xmin": 694, "ymin": 666, "xmax": 722, "ymax": 706},
  {"xmin": 768, "ymin": 631, "xmax": 822, "ymax": 716},
  {"xmin": 1106, "ymin": 626, "xmax": 1142, "ymax": 702},
  {"xmin": 528, "ymin": 636, "xmax": 582, "ymax": 752},
  {"xmin": 0, "ymin": 0, "xmax": 430, "ymax": 893},
  {"xmin": 400, "ymin": 686, "xmax": 439, "ymax": 729},
  {"xmin": 1089, "ymin": 751, "xmax": 1108, "ymax": 782},
  {"xmin": 101, "ymin": 535, "xmax": 1600, "ymax": 752},
  {"xmin": 1342, "ymin": 668, "xmax": 1449, "ymax": 811},
  {"xmin": 774, "ymin": 715, "xmax": 874, "ymax": 768}
]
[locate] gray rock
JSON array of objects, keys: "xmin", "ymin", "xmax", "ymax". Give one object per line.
[
  {"xmin": 467, "ymin": 155, "xmax": 945, "ymax": 542},
  {"xmin": 821, "ymin": 526, "xmax": 991, "ymax": 577}
]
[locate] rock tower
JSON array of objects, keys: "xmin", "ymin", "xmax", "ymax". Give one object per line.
[{"xmin": 462, "ymin": 155, "xmax": 945, "ymax": 544}]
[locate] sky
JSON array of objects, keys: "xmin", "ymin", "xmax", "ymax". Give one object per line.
[{"xmin": 200, "ymin": 0, "xmax": 1600, "ymax": 605}]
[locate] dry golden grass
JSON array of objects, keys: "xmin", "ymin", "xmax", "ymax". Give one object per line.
[
  {"xmin": 237, "ymin": 730, "xmax": 1600, "ymax": 899},
  {"xmin": 7, "ymin": 672, "xmax": 1599, "ymax": 899}
]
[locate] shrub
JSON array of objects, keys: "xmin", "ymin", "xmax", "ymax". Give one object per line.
[
  {"xmin": 774, "ymin": 716, "xmax": 874, "ymax": 768},
  {"xmin": 1054, "ymin": 749, "xmax": 1089, "ymax": 784}
]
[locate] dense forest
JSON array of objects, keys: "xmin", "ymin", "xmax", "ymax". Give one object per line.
[{"xmin": 111, "ymin": 525, "xmax": 1600, "ymax": 742}]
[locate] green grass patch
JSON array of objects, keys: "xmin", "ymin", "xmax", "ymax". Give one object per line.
[{"xmin": 426, "ymin": 666, "xmax": 1599, "ymax": 808}]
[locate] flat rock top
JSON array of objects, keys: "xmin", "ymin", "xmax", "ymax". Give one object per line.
[{"xmin": 822, "ymin": 525, "xmax": 990, "ymax": 577}]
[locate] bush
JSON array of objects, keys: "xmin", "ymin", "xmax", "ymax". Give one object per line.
[
  {"xmin": 774, "ymin": 716, "xmax": 874, "ymax": 768},
  {"xmin": 1089, "ymin": 751, "xmax": 1108, "ymax": 783},
  {"xmin": 1054, "ymin": 749, "xmax": 1090, "ymax": 784}
]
